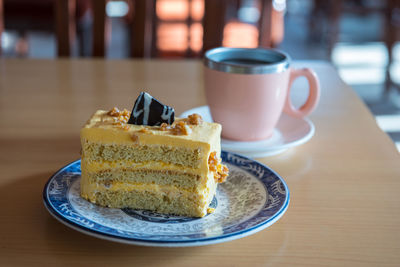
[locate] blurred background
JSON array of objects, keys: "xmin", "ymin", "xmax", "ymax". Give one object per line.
[{"xmin": 0, "ymin": 0, "xmax": 399, "ymax": 151}]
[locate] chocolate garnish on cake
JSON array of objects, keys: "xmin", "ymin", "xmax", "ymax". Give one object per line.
[{"xmin": 128, "ymin": 92, "xmax": 175, "ymax": 126}]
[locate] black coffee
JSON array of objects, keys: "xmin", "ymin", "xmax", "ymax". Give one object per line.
[{"xmin": 220, "ymin": 58, "xmax": 275, "ymax": 65}]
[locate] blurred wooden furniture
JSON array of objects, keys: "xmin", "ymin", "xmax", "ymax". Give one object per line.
[
  {"xmin": 1, "ymin": 0, "xmax": 53, "ymax": 55},
  {"xmin": 310, "ymin": 0, "xmax": 386, "ymax": 51},
  {"xmin": 0, "ymin": 0, "xmax": 91, "ymax": 57},
  {"xmin": 90, "ymin": 0, "xmax": 157, "ymax": 57},
  {"xmin": 385, "ymin": 0, "xmax": 400, "ymax": 91},
  {"xmin": 130, "ymin": 0, "xmax": 156, "ymax": 58},
  {"xmin": 310, "ymin": 0, "xmax": 400, "ymax": 91},
  {"xmin": 0, "ymin": 0, "xmax": 282, "ymax": 58},
  {"xmin": 201, "ymin": 0, "xmax": 226, "ymax": 54},
  {"xmin": 92, "ymin": 0, "xmax": 279, "ymax": 58},
  {"xmin": 0, "ymin": 0, "xmax": 3, "ymax": 56},
  {"xmin": 1, "ymin": 58, "xmax": 400, "ymax": 265},
  {"xmin": 55, "ymin": 0, "xmax": 76, "ymax": 57},
  {"xmin": 92, "ymin": 0, "xmax": 107, "ymax": 57}
]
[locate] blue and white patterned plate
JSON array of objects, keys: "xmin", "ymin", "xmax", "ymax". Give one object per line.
[{"xmin": 43, "ymin": 151, "xmax": 289, "ymax": 247}]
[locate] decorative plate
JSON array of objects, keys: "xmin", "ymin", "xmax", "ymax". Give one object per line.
[
  {"xmin": 43, "ymin": 151, "xmax": 289, "ymax": 247},
  {"xmin": 181, "ymin": 106, "xmax": 315, "ymax": 158}
]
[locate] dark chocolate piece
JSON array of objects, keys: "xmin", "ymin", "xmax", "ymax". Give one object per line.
[{"xmin": 128, "ymin": 92, "xmax": 175, "ymax": 126}]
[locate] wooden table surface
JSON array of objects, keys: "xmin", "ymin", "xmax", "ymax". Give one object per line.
[{"xmin": 1, "ymin": 59, "xmax": 399, "ymax": 266}]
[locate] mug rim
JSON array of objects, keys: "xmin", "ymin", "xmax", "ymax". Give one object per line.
[{"xmin": 204, "ymin": 47, "xmax": 291, "ymax": 74}]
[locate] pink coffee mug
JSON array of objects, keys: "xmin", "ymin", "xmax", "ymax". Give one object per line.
[{"xmin": 204, "ymin": 47, "xmax": 320, "ymax": 141}]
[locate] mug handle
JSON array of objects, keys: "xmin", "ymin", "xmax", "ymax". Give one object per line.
[{"xmin": 283, "ymin": 68, "xmax": 320, "ymax": 118}]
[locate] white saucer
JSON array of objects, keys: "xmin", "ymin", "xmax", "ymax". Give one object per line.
[{"xmin": 180, "ymin": 106, "xmax": 315, "ymax": 158}]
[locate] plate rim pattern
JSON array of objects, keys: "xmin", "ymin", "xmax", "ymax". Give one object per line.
[{"xmin": 43, "ymin": 151, "xmax": 290, "ymax": 247}]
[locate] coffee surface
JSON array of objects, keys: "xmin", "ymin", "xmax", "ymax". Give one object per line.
[{"xmin": 220, "ymin": 58, "xmax": 275, "ymax": 65}]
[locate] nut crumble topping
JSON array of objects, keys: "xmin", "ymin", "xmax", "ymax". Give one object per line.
[
  {"xmin": 159, "ymin": 123, "xmax": 170, "ymax": 131},
  {"xmin": 208, "ymin": 151, "xmax": 229, "ymax": 183},
  {"xmin": 170, "ymin": 121, "xmax": 192, "ymax": 135},
  {"xmin": 108, "ymin": 107, "xmax": 130, "ymax": 122},
  {"xmin": 186, "ymin": 113, "xmax": 203, "ymax": 125},
  {"xmin": 130, "ymin": 134, "xmax": 138, "ymax": 142},
  {"xmin": 108, "ymin": 107, "xmax": 120, "ymax": 116},
  {"xmin": 207, "ymin": 207, "xmax": 215, "ymax": 214},
  {"xmin": 108, "ymin": 107, "xmax": 131, "ymax": 130},
  {"xmin": 158, "ymin": 120, "xmax": 192, "ymax": 135},
  {"xmin": 138, "ymin": 128, "xmax": 151, "ymax": 134}
]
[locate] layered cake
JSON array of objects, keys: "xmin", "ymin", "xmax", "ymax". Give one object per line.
[{"xmin": 80, "ymin": 92, "xmax": 228, "ymax": 217}]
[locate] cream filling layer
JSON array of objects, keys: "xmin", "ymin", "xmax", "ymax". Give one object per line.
[
  {"xmin": 81, "ymin": 159, "xmax": 208, "ymax": 177},
  {"xmin": 81, "ymin": 172, "xmax": 218, "ymax": 215}
]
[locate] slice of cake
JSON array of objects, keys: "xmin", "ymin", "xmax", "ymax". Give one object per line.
[{"xmin": 80, "ymin": 93, "xmax": 228, "ymax": 217}]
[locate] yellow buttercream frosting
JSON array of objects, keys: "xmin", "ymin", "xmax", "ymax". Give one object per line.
[{"xmin": 81, "ymin": 110, "xmax": 221, "ymax": 149}]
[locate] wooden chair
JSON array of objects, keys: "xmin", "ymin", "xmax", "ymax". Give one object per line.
[
  {"xmin": 55, "ymin": 0, "xmax": 76, "ymax": 57},
  {"xmin": 131, "ymin": 0, "xmax": 156, "ymax": 58},
  {"xmin": 202, "ymin": 0, "xmax": 227, "ymax": 54},
  {"xmin": 92, "ymin": 0, "xmax": 107, "ymax": 57}
]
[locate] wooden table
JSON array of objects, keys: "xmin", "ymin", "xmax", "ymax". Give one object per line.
[{"xmin": 1, "ymin": 59, "xmax": 399, "ymax": 266}]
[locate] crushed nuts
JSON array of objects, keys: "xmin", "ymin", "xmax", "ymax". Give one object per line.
[
  {"xmin": 158, "ymin": 120, "xmax": 191, "ymax": 135},
  {"xmin": 120, "ymin": 109, "xmax": 130, "ymax": 117},
  {"xmin": 108, "ymin": 107, "xmax": 120, "ymax": 116},
  {"xmin": 207, "ymin": 207, "xmax": 215, "ymax": 214},
  {"xmin": 208, "ymin": 151, "xmax": 219, "ymax": 173},
  {"xmin": 131, "ymin": 134, "xmax": 138, "ymax": 142},
  {"xmin": 170, "ymin": 121, "xmax": 191, "ymax": 135},
  {"xmin": 138, "ymin": 128, "xmax": 151, "ymax": 134},
  {"xmin": 186, "ymin": 113, "xmax": 203, "ymax": 125},
  {"xmin": 159, "ymin": 123, "xmax": 170, "ymax": 131},
  {"xmin": 208, "ymin": 151, "xmax": 229, "ymax": 183},
  {"xmin": 156, "ymin": 113, "xmax": 203, "ymax": 135},
  {"xmin": 108, "ymin": 107, "xmax": 130, "ymax": 119},
  {"xmin": 215, "ymin": 164, "xmax": 229, "ymax": 183},
  {"xmin": 108, "ymin": 107, "xmax": 131, "ymax": 129}
]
